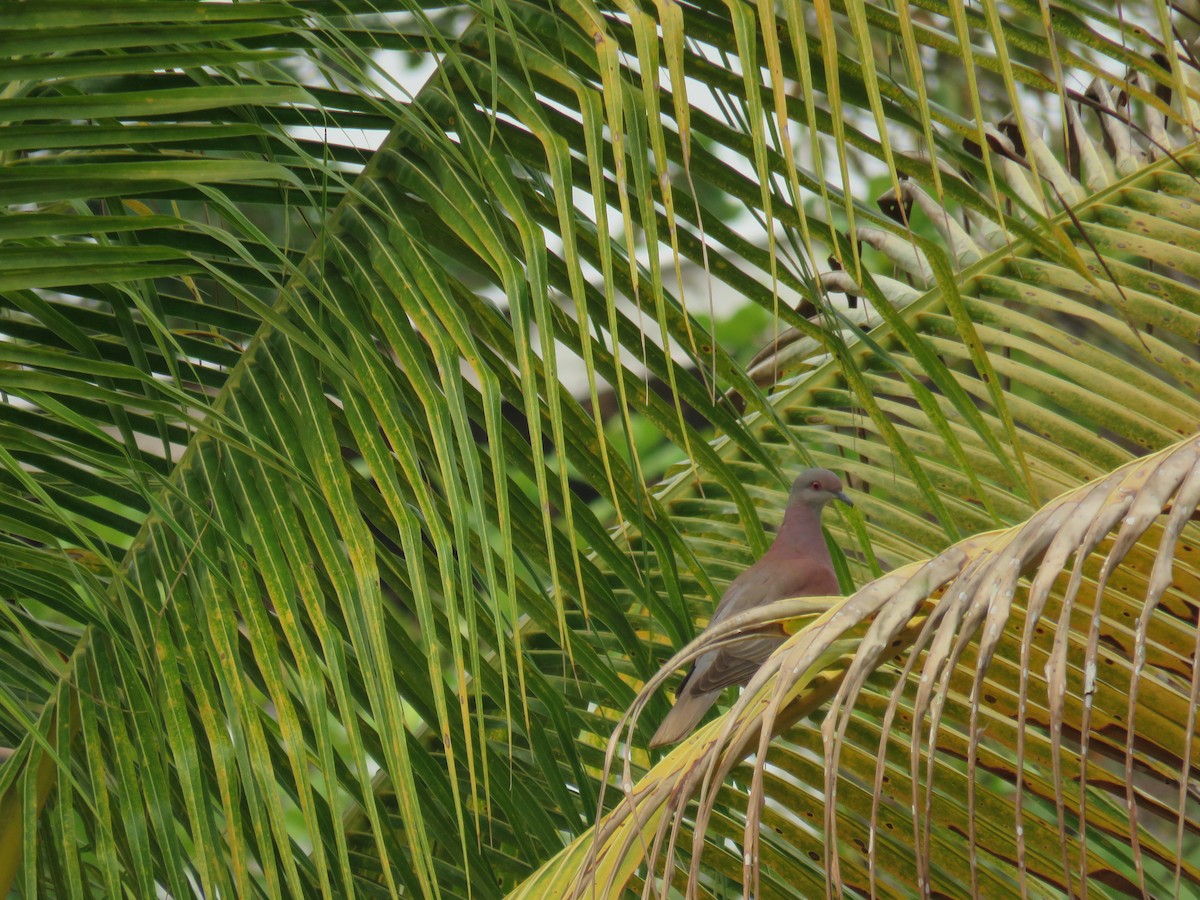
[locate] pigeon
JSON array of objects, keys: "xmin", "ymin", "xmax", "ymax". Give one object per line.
[{"xmin": 649, "ymin": 468, "xmax": 852, "ymax": 747}]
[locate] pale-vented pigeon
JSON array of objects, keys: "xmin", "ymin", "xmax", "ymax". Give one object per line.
[{"xmin": 649, "ymin": 468, "xmax": 852, "ymax": 747}]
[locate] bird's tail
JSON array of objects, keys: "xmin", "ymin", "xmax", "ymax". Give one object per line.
[{"xmin": 648, "ymin": 688, "xmax": 721, "ymax": 748}]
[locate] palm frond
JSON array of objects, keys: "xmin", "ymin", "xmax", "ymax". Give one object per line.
[
  {"xmin": 536, "ymin": 434, "xmax": 1200, "ymax": 897},
  {"xmin": 2, "ymin": 0, "xmax": 1199, "ymax": 897}
]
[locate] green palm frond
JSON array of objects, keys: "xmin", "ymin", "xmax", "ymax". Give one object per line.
[
  {"xmin": 1, "ymin": 0, "xmax": 1199, "ymax": 897},
  {"xmin": 534, "ymin": 435, "xmax": 1200, "ymax": 897}
]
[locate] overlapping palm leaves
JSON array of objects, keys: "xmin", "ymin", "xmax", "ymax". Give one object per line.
[{"xmin": 1, "ymin": 0, "xmax": 1198, "ymax": 897}]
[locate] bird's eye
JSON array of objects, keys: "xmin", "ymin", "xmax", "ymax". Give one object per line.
[{"xmin": 810, "ymin": 480, "xmax": 821, "ymax": 490}]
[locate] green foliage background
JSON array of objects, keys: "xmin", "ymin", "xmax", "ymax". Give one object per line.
[{"xmin": 2, "ymin": 1, "xmax": 1200, "ymax": 897}]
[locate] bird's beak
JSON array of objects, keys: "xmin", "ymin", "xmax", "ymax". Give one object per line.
[{"xmin": 834, "ymin": 490, "xmax": 853, "ymax": 507}]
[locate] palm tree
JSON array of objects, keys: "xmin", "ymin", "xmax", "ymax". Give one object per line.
[{"xmin": 2, "ymin": 0, "xmax": 1199, "ymax": 896}]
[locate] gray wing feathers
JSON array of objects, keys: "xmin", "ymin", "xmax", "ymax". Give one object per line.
[
  {"xmin": 650, "ymin": 557, "xmax": 838, "ymax": 747},
  {"xmin": 648, "ymin": 632, "xmax": 786, "ymax": 747},
  {"xmin": 687, "ymin": 633, "xmax": 787, "ymax": 694}
]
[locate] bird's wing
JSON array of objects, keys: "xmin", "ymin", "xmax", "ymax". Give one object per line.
[
  {"xmin": 709, "ymin": 557, "xmax": 838, "ymax": 626},
  {"xmin": 686, "ymin": 630, "xmax": 787, "ymax": 694},
  {"xmin": 690, "ymin": 559, "xmax": 838, "ymax": 695},
  {"xmin": 653, "ymin": 505, "xmax": 845, "ymax": 746}
]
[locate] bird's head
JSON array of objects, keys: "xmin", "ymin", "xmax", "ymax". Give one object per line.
[{"xmin": 789, "ymin": 467, "xmax": 853, "ymax": 508}]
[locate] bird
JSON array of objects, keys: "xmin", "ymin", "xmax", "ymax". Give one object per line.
[{"xmin": 649, "ymin": 468, "xmax": 852, "ymax": 747}]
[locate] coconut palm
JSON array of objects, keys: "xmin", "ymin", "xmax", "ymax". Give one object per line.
[{"xmin": 2, "ymin": 0, "xmax": 1199, "ymax": 897}]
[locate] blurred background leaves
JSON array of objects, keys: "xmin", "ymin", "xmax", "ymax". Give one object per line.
[{"xmin": 1, "ymin": 0, "xmax": 1199, "ymax": 896}]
